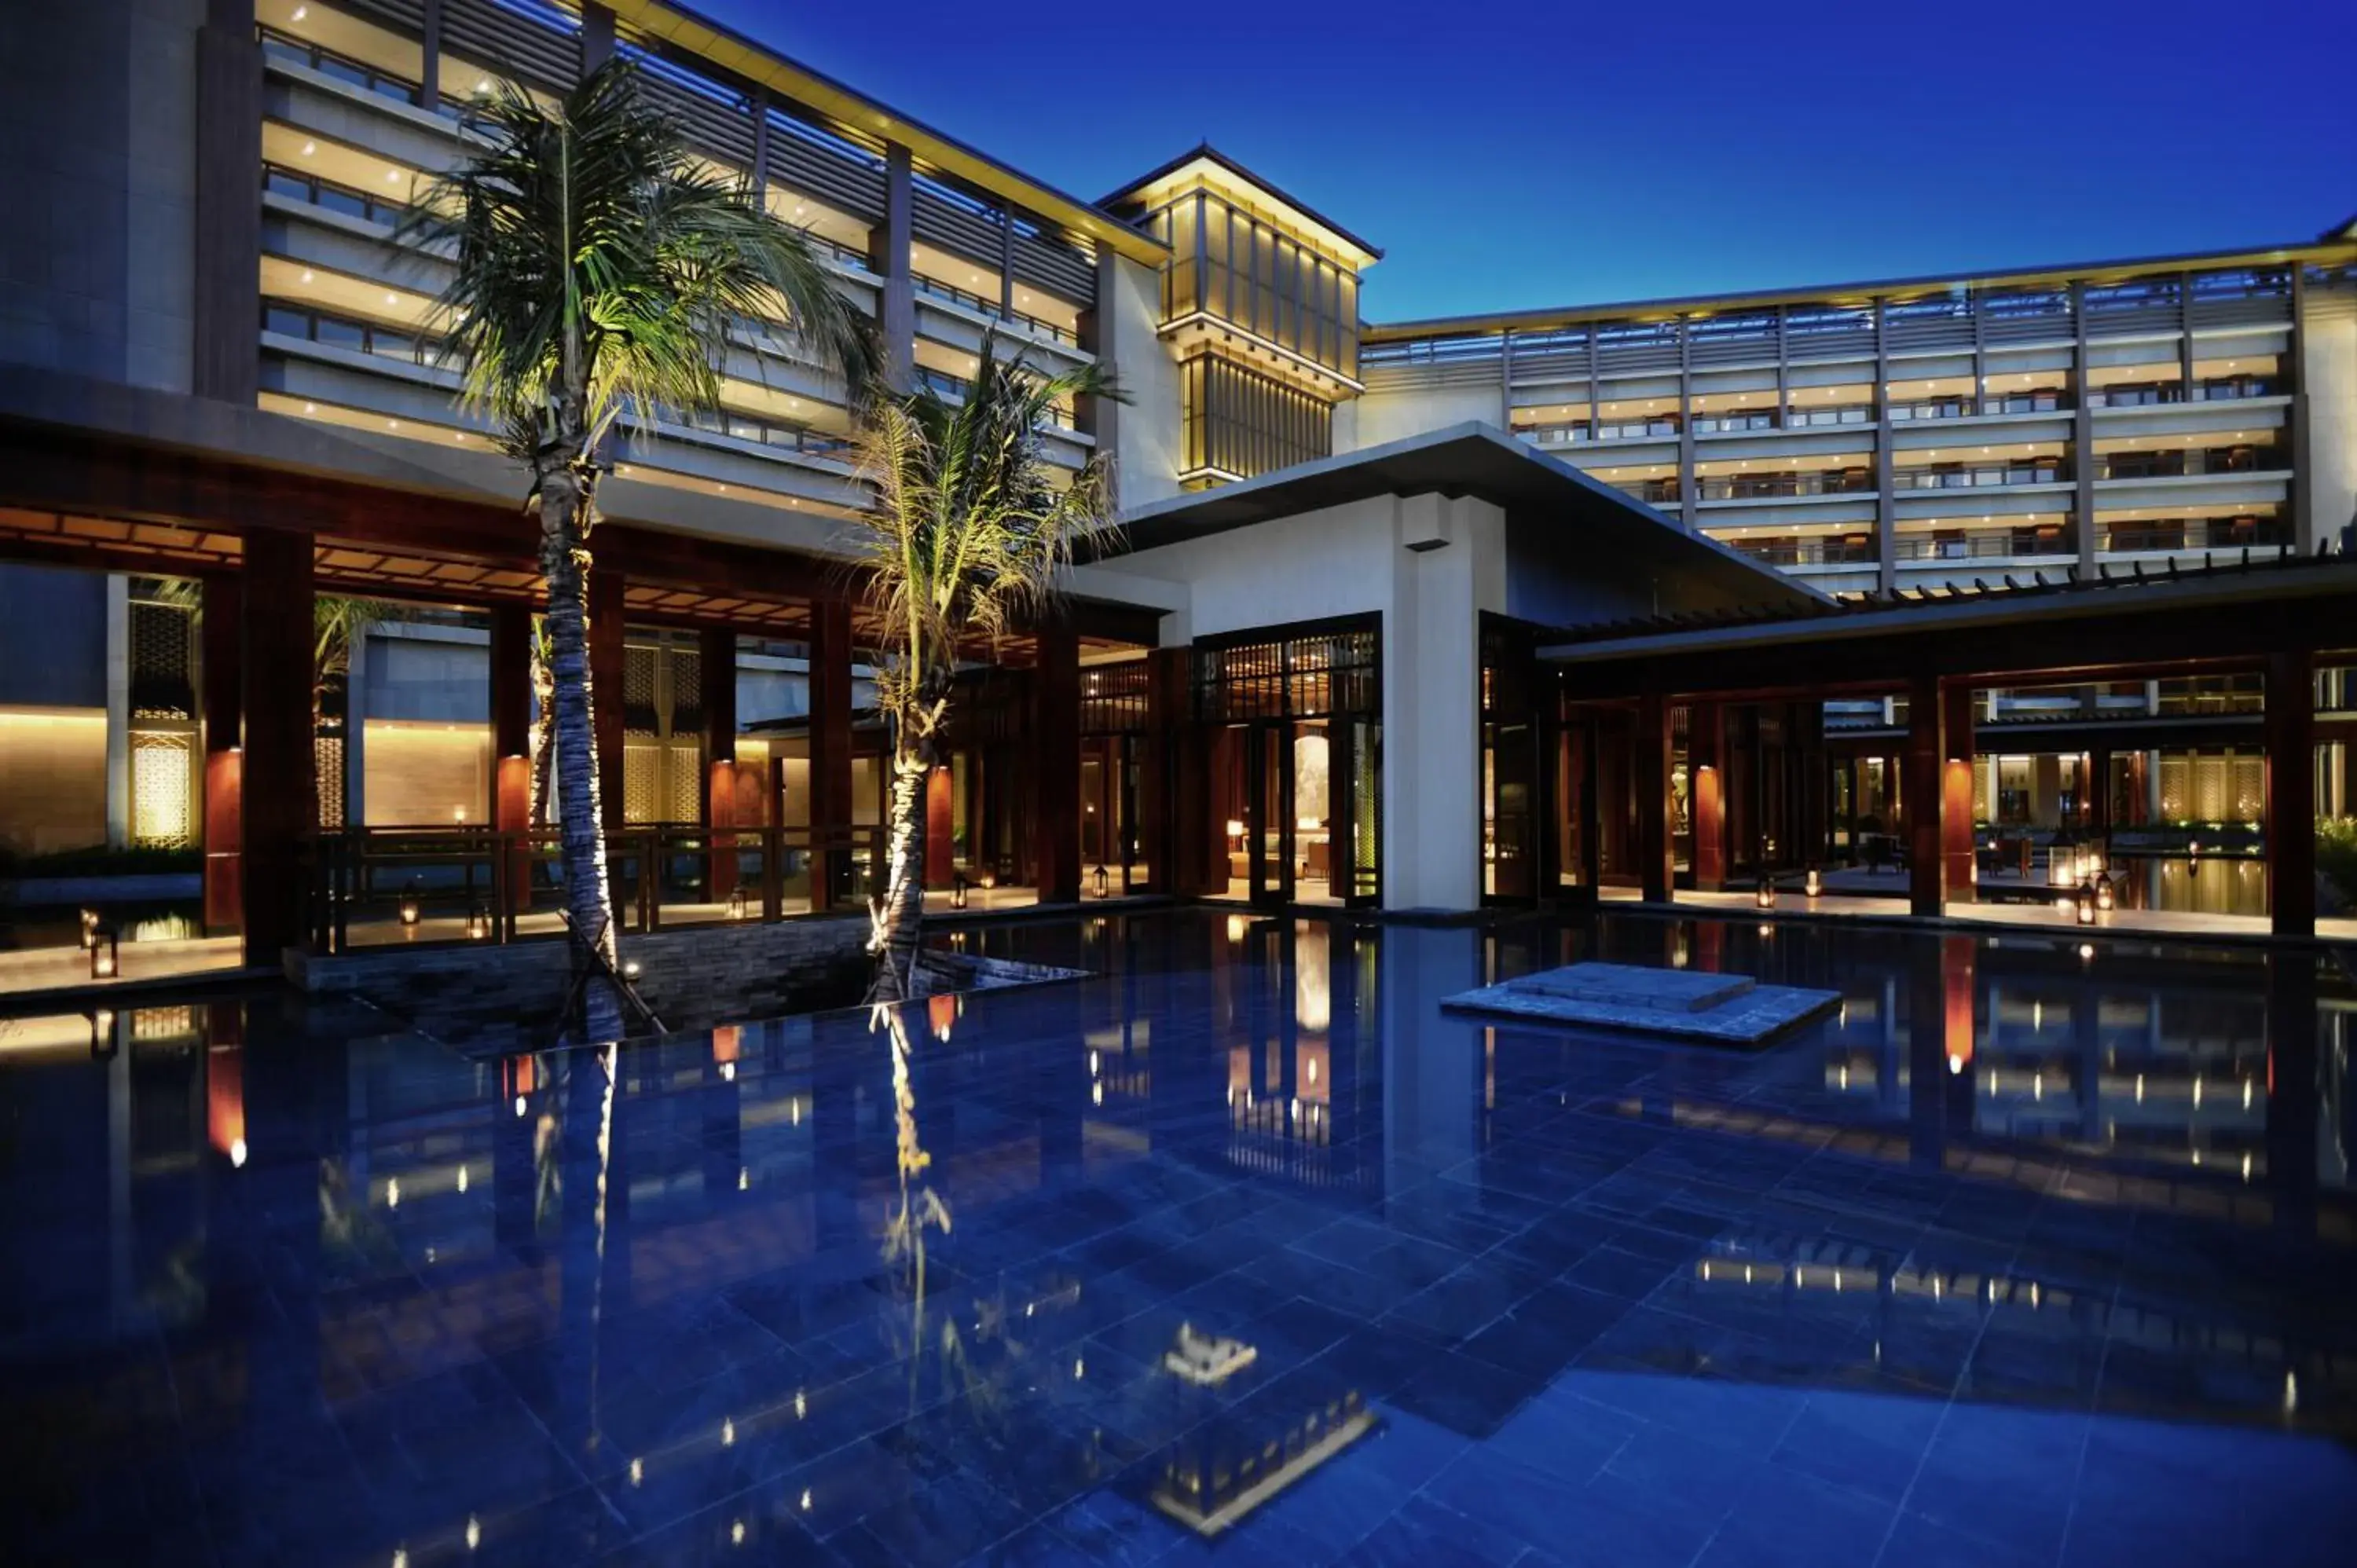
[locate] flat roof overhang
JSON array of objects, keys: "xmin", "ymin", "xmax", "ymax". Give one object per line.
[
  {"xmin": 1363, "ymin": 236, "xmax": 2357, "ymax": 344},
  {"xmin": 1543, "ymin": 554, "xmax": 2357, "ymax": 699},
  {"xmin": 1098, "ymin": 423, "xmax": 1825, "ymax": 613}
]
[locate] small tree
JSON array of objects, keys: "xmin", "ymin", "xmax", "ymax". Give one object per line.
[
  {"xmin": 415, "ymin": 60, "xmax": 873, "ymax": 1030},
  {"xmin": 847, "ymin": 339, "xmax": 1120, "ymax": 1002}
]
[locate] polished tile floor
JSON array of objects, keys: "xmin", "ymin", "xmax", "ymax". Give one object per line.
[{"xmin": 2, "ymin": 910, "xmax": 2355, "ymax": 1567}]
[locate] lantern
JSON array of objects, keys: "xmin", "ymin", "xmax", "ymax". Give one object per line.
[
  {"xmin": 90, "ymin": 925, "xmax": 119, "ymax": 980},
  {"xmin": 1803, "ymin": 867, "xmax": 1823, "ymax": 899},
  {"xmin": 728, "ymin": 885, "xmax": 750, "ymax": 921},
  {"xmin": 1755, "ymin": 877, "xmax": 1776, "ymax": 910},
  {"xmin": 2094, "ymin": 871, "xmax": 2115, "ymax": 911},
  {"xmin": 951, "ymin": 872, "xmax": 969, "ymax": 910},
  {"xmin": 79, "ymin": 907, "xmax": 101, "ymax": 950},
  {"xmin": 398, "ymin": 881, "xmax": 422, "ymax": 927},
  {"xmin": 2074, "ymin": 881, "xmax": 2096, "ymax": 925},
  {"xmin": 1093, "ymin": 864, "xmax": 1110, "ymax": 899},
  {"xmin": 466, "ymin": 903, "xmax": 492, "ymax": 940},
  {"xmin": 622, "ymin": 959, "xmax": 642, "ymax": 981}
]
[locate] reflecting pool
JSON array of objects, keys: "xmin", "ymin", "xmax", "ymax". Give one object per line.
[{"xmin": 2, "ymin": 909, "xmax": 2355, "ymax": 1567}]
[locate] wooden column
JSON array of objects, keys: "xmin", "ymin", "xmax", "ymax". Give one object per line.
[
  {"xmin": 1904, "ymin": 673, "xmax": 1945, "ymax": 918},
  {"xmin": 201, "ymin": 573, "xmax": 243, "ymax": 935},
  {"xmin": 808, "ymin": 598, "xmax": 854, "ymax": 911},
  {"xmin": 2267, "ymin": 648, "xmax": 2315, "ymax": 939},
  {"xmin": 588, "ymin": 568, "xmax": 625, "ymax": 829},
  {"xmin": 1688, "ymin": 700, "xmax": 1726, "ymax": 891},
  {"xmin": 1942, "ymin": 681, "xmax": 1976, "ymax": 905},
  {"xmin": 2088, "ymin": 747, "xmax": 2112, "ymax": 840},
  {"xmin": 1636, "ymin": 691, "xmax": 1673, "ymax": 903},
  {"xmin": 240, "ymin": 531, "xmax": 313, "ymax": 963},
  {"xmin": 1031, "ymin": 618, "xmax": 1081, "ymax": 903},
  {"xmin": 699, "ymin": 628, "xmax": 738, "ymax": 904},
  {"xmin": 489, "ymin": 605, "xmax": 533, "ymax": 926},
  {"xmin": 923, "ymin": 768, "xmax": 955, "ymax": 890}
]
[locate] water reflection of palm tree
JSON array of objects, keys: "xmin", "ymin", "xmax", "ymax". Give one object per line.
[{"xmin": 876, "ymin": 1002, "xmax": 954, "ymax": 1411}]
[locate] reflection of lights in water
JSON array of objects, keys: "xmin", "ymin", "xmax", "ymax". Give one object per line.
[
  {"xmin": 1089, "ymin": 1050, "xmax": 1100, "ymax": 1075},
  {"xmin": 393, "ymin": 1551, "xmax": 407, "ymax": 1568},
  {"xmin": 629, "ymin": 1459, "xmax": 643, "ymax": 1486},
  {"xmin": 1294, "ymin": 921, "xmax": 1330, "ymax": 1031},
  {"xmin": 456, "ymin": 1165, "xmax": 467, "ymax": 1194},
  {"xmin": 731, "ymin": 1520, "xmax": 744, "ymax": 1545},
  {"xmin": 739, "ymin": 1167, "xmax": 750, "ymax": 1191},
  {"xmin": 1948, "ymin": 1053, "xmax": 1964, "ymax": 1075},
  {"xmin": 464, "ymin": 1516, "xmax": 480, "ymax": 1551},
  {"xmin": 229, "ymin": 1138, "xmax": 248, "ymax": 1167},
  {"xmin": 1091, "ymin": 1081, "xmax": 1104, "ymax": 1105},
  {"xmin": 1226, "ymin": 914, "xmax": 1247, "ymax": 944},
  {"xmin": 1072, "ymin": 1357, "xmax": 1085, "ymax": 1380},
  {"xmin": 2032, "ymin": 1002, "xmax": 2043, "ymax": 1031},
  {"xmin": 794, "ymin": 1390, "xmax": 805, "ymax": 1420},
  {"xmin": 2242, "ymin": 1152, "xmax": 2253, "ymax": 1181},
  {"xmin": 1306, "ymin": 1057, "xmax": 1318, "ymax": 1083},
  {"xmin": 2135, "ymin": 1075, "xmax": 2145, "ymax": 1102},
  {"xmin": 386, "ymin": 1177, "xmax": 401, "ymax": 1209},
  {"xmin": 2286, "ymin": 1372, "xmax": 2299, "ymax": 1413},
  {"xmin": 2077, "ymin": 944, "xmax": 2095, "ymax": 962},
  {"xmin": 515, "ymin": 1096, "xmax": 528, "ymax": 1118},
  {"xmin": 721, "ymin": 1418, "xmax": 735, "ymax": 1446},
  {"xmin": 2243, "ymin": 1079, "xmax": 2254, "ymax": 1109},
  {"xmin": 800, "ymin": 1489, "xmax": 812, "ymax": 1512},
  {"xmin": 720, "ymin": 1061, "xmax": 735, "ymax": 1082},
  {"xmin": 2192, "ymin": 1076, "xmax": 2203, "ymax": 1108}
]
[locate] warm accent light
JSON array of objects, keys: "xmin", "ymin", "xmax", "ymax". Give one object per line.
[
  {"xmin": 2075, "ymin": 883, "xmax": 2097, "ymax": 925},
  {"xmin": 1803, "ymin": 867, "xmax": 1822, "ymax": 898},
  {"xmin": 2094, "ymin": 872, "xmax": 2115, "ymax": 911},
  {"xmin": 1755, "ymin": 877, "xmax": 1776, "ymax": 910},
  {"xmin": 466, "ymin": 903, "xmax": 491, "ymax": 940},
  {"xmin": 950, "ymin": 872, "xmax": 969, "ymax": 910},
  {"xmin": 398, "ymin": 885, "xmax": 422, "ymax": 926},
  {"xmin": 1093, "ymin": 864, "xmax": 1110, "ymax": 899},
  {"xmin": 90, "ymin": 925, "xmax": 119, "ymax": 980},
  {"xmin": 728, "ymin": 885, "xmax": 750, "ymax": 920}
]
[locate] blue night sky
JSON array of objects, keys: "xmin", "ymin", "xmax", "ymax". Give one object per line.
[{"xmin": 691, "ymin": 0, "xmax": 2356, "ymax": 324}]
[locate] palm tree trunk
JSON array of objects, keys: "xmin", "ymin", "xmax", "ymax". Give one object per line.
[
  {"xmin": 530, "ymin": 635, "xmax": 557, "ymax": 828},
  {"xmin": 866, "ymin": 731, "xmax": 931, "ymax": 1004},
  {"xmin": 537, "ymin": 455, "xmax": 623, "ymax": 1042}
]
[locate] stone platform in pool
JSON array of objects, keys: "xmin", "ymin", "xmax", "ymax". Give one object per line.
[{"xmin": 1442, "ymin": 960, "xmax": 1839, "ymax": 1045}]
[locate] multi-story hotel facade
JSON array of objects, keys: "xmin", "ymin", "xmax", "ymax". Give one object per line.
[{"xmin": 4, "ymin": 0, "xmax": 2356, "ymax": 969}]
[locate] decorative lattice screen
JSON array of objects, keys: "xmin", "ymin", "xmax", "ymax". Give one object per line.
[{"xmin": 130, "ymin": 729, "xmax": 194, "ymax": 847}]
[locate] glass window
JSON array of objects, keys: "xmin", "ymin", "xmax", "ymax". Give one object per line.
[
  {"xmin": 264, "ymin": 306, "xmax": 310, "ymax": 338},
  {"xmin": 319, "ymin": 186, "xmax": 368, "ymax": 220},
  {"xmin": 265, "ymin": 169, "xmax": 308, "ymax": 200},
  {"xmin": 316, "ymin": 317, "xmax": 365, "ymax": 350}
]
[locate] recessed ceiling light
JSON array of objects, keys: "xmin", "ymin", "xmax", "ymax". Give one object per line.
[
  {"xmin": 300, "ymin": 269, "xmax": 314, "ymax": 282},
  {"xmin": 302, "ymin": 401, "xmax": 317, "ymax": 413},
  {"xmin": 301, "ymin": 140, "xmax": 316, "ymax": 156},
  {"xmin": 292, "ymin": 5, "xmax": 308, "ymax": 20},
  {"xmin": 387, "ymin": 170, "xmax": 401, "ymax": 183}
]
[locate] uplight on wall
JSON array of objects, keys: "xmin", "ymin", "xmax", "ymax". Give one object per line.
[{"xmin": 90, "ymin": 925, "xmax": 119, "ymax": 980}]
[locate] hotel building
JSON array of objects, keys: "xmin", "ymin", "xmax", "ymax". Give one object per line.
[{"xmin": 2, "ymin": 0, "xmax": 2355, "ymax": 973}]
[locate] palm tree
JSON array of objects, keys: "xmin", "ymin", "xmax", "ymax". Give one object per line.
[
  {"xmin": 847, "ymin": 339, "xmax": 1120, "ymax": 1002},
  {"xmin": 412, "ymin": 60, "xmax": 874, "ymax": 1025}
]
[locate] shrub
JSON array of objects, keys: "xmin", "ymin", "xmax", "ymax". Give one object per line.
[{"xmin": 2317, "ymin": 817, "xmax": 2357, "ymax": 909}]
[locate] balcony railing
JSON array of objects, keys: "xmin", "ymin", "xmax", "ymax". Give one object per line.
[
  {"xmin": 1594, "ymin": 416, "xmax": 1681, "ymax": 440},
  {"xmin": 1887, "ymin": 397, "xmax": 1977, "ymax": 423},
  {"xmin": 676, "ymin": 406, "xmax": 853, "ymax": 458},
  {"xmin": 1893, "ymin": 463, "xmax": 2067, "ymax": 490},
  {"xmin": 1785, "ymin": 404, "xmax": 1875, "ymax": 428},
  {"xmin": 914, "ymin": 365, "xmax": 1076, "ymax": 430},
  {"xmin": 1980, "ymin": 391, "xmax": 2069, "ymax": 415},
  {"xmin": 2088, "ymin": 377, "xmax": 2282, "ymax": 408},
  {"xmin": 1893, "ymin": 530, "xmax": 2073, "ymax": 561},
  {"xmin": 262, "ymin": 162, "xmax": 408, "ymax": 227},
  {"xmin": 2098, "ymin": 448, "xmax": 2280, "ymax": 480},
  {"xmin": 913, "ymin": 273, "xmax": 1076, "ymax": 345},
  {"xmin": 2102, "ymin": 522, "xmax": 2291, "ymax": 553},
  {"xmin": 1695, "ymin": 472, "xmax": 1875, "ymax": 500},
  {"xmin": 258, "ymin": 24, "xmax": 423, "ymax": 108},
  {"xmin": 1623, "ymin": 479, "xmax": 1682, "ymax": 504},
  {"xmin": 1732, "ymin": 537, "xmax": 1877, "ymax": 567},
  {"xmin": 1691, "ymin": 411, "xmax": 1779, "ymax": 434},
  {"xmin": 264, "ymin": 299, "xmax": 456, "ymax": 371}
]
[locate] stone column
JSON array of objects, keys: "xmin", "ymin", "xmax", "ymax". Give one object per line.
[
  {"xmin": 871, "ymin": 145, "xmax": 915, "ymax": 393},
  {"xmin": 2266, "ymin": 648, "xmax": 2315, "ymax": 939},
  {"xmin": 240, "ymin": 531, "xmax": 313, "ymax": 963}
]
